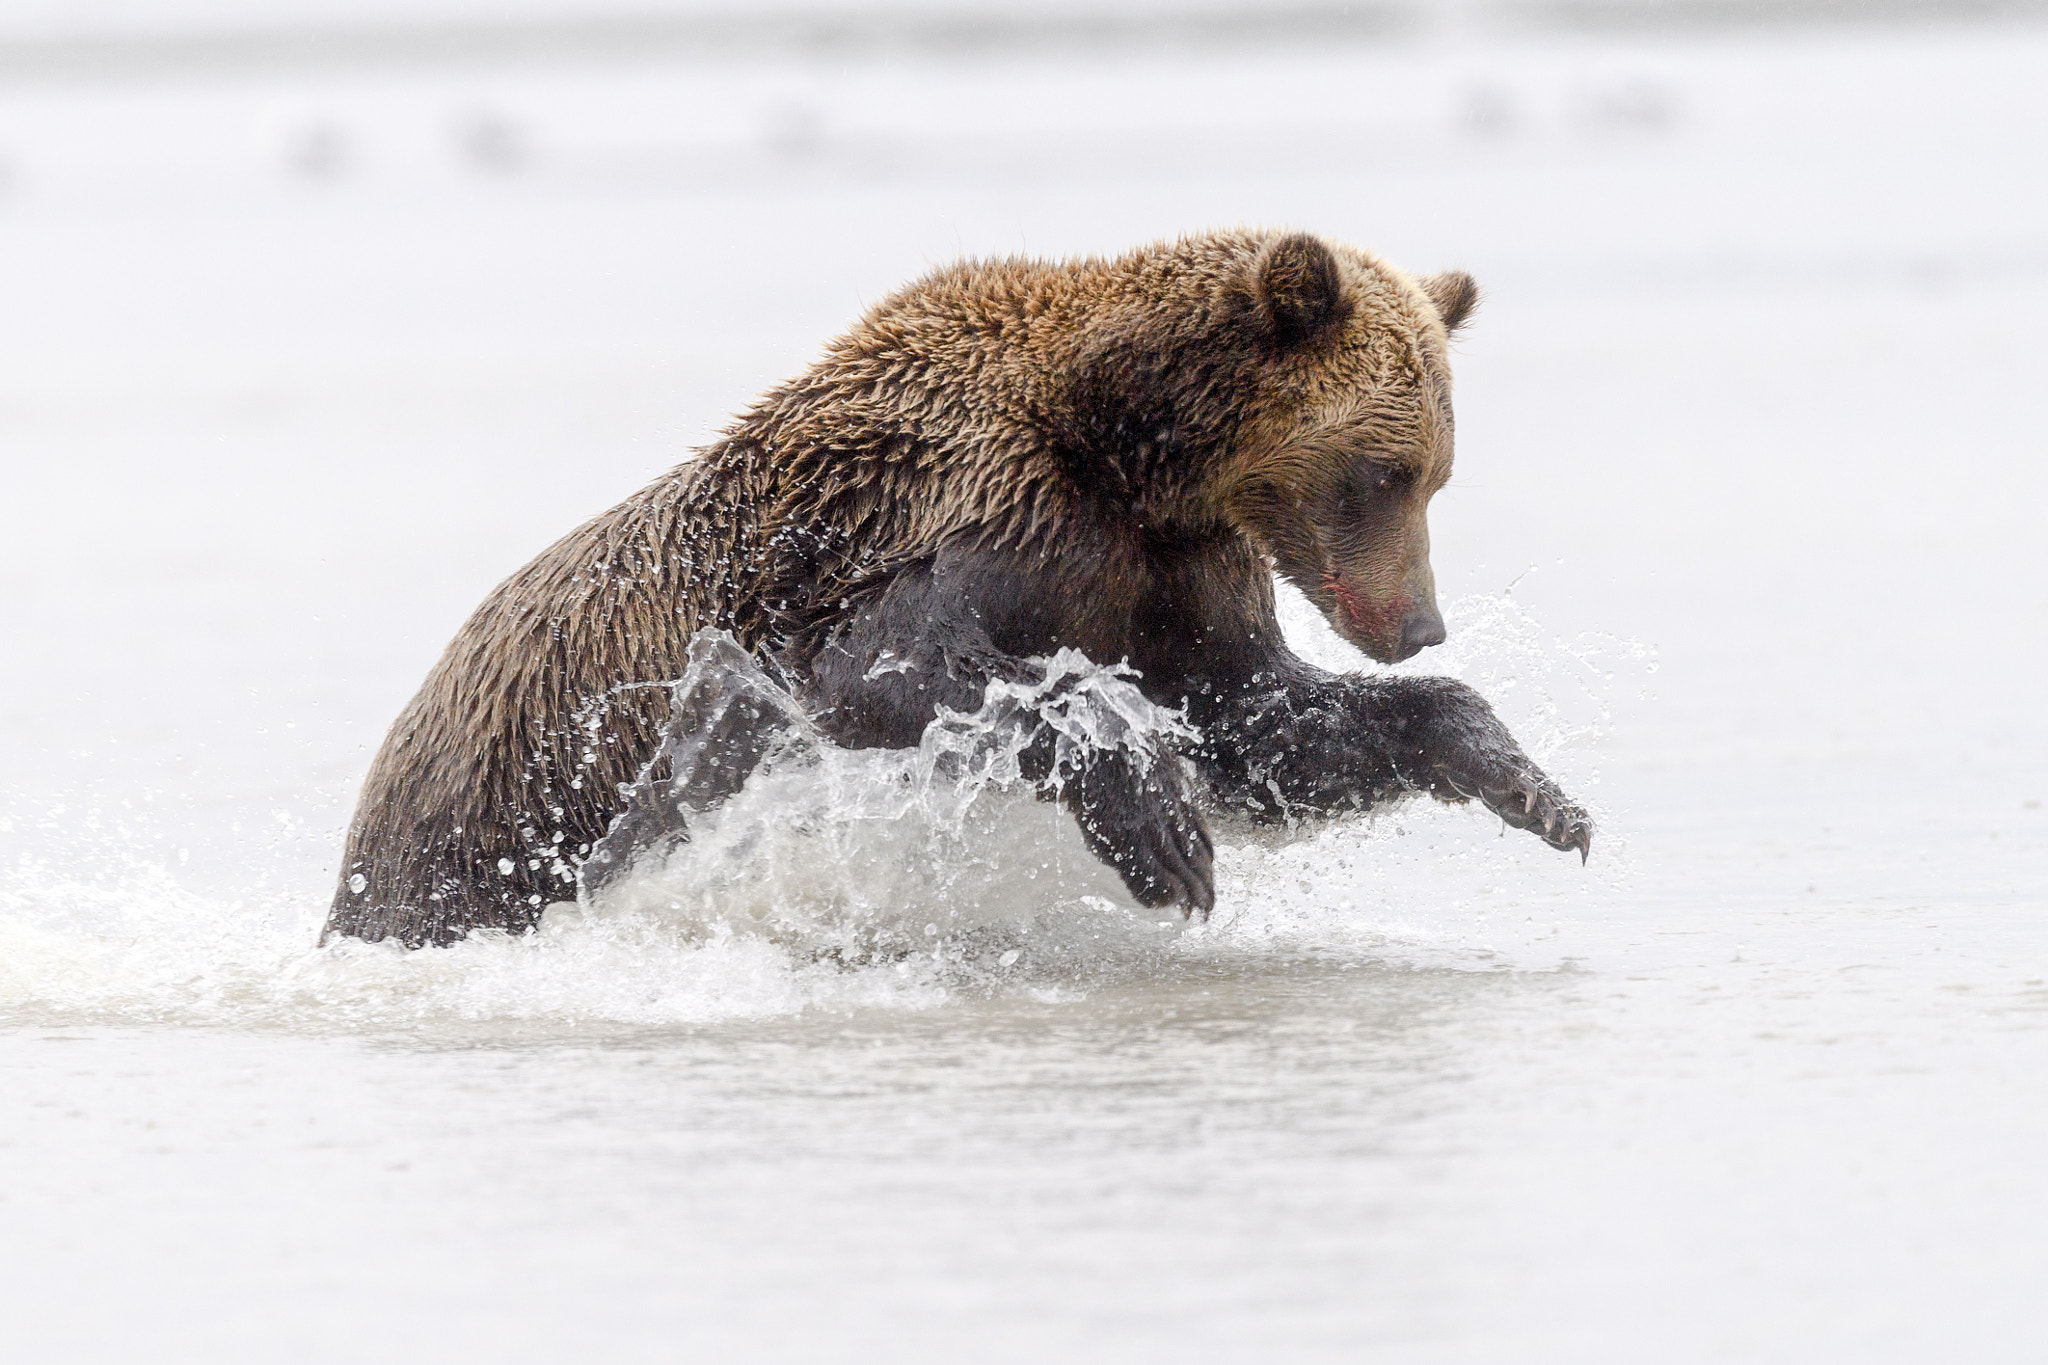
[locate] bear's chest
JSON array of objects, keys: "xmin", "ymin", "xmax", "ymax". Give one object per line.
[{"xmin": 942, "ymin": 525, "xmax": 1262, "ymax": 695}]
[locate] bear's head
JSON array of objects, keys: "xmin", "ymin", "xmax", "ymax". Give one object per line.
[
  {"xmin": 858, "ymin": 230, "xmax": 1477, "ymax": 665},
  {"xmin": 1205, "ymin": 233, "xmax": 1477, "ymax": 664}
]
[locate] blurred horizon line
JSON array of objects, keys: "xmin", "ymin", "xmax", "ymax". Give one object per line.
[{"xmin": 5, "ymin": 0, "xmax": 2047, "ymax": 82}]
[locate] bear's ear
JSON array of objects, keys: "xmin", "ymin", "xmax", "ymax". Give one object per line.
[
  {"xmin": 1255, "ymin": 233, "xmax": 1350, "ymax": 350},
  {"xmin": 1422, "ymin": 270, "xmax": 1480, "ymax": 335}
]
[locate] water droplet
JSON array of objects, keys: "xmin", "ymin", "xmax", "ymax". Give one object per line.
[
  {"xmin": 924, "ymin": 923, "xmax": 938, "ymax": 937},
  {"xmin": 347, "ymin": 873, "xmax": 366, "ymax": 894},
  {"xmin": 998, "ymin": 949, "xmax": 1020, "ymax": 967},
  {"xmin": 498, "ymin": 858, "xmax": 515, "ymax": 875}
]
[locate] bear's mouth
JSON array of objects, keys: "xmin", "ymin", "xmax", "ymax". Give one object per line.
[{"xmin": 1321, "ymin": 573, "xmax": 1403, "ymax": 656}]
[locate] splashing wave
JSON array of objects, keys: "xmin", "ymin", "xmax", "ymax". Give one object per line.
[{"xmin": 0, "ymin": 588, "xmax": 1648, "ymax": 1035}]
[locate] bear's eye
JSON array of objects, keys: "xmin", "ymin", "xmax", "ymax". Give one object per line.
[{"xmin": 1339, "ymin": 462, "xmax": 1406, "ymax": 514}]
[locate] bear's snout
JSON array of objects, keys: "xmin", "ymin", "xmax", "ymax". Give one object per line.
[
  {"xmin": 1325, "ymin": 575, "xmax": 1446, "ymax": 663},
  {"xmin": 1399, "ymin": 603, "xmax": 1447, "ymax": 657}
]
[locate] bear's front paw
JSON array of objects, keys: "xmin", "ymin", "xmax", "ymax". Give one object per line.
[
  {"xmin": 1064, "ymin": 748, "xmax": 1216, "ymax": 921},
  {"xmin": 1434, "ymin": 762, "xmax": 1594, "ymax": 863}
]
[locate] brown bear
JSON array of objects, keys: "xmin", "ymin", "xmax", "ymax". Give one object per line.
[{"xmin": 325, "ymin": 229, "xmax": 1592, "ymax": 948}]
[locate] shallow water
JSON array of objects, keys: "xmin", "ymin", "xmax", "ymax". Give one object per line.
[{"xmin": 3, "ymin": 13, "xmax": 2047, "ymax": 1362}]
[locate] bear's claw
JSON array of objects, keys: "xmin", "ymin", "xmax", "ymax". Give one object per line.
[{"xmin": 1437, "ymin": 764, "xmax": 1594, "ymax": 864}]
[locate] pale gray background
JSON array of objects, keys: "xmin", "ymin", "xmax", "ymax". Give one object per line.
[{"xmin": 1, "ymin": 3, "xmax": 2044, "ymax": 1361}]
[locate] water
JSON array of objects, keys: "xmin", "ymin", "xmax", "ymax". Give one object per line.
[
  {"xmin": 3, "ymin": 12, "xmax": 2047, "ymax": 1362},
  {"xmin": 0, "ymin": 588, "xmax": 1620, "ymax": 1031}
]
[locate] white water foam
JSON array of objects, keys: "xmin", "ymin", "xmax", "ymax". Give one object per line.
[
  {"xmin": 0, "ymin": 587, "xmax": 1644, "ymax": 1036},
  {"xmin": 582, "ymin": 638, "xmax": 1189, "ymax": 971}
]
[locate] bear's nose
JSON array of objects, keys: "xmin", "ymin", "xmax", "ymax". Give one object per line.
[{"xmin": 1400, "ymin": 607, "xmax": 1447, "ymax": 654}]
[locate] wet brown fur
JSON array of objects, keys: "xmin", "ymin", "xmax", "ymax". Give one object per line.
[{"xmin": 328, "ymin": 229, "xmax": 1485, "ymax": 946}]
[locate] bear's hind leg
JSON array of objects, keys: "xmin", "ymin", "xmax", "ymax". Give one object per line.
[{"xmin": 582, "ymin": 633, "xmax": 810, "ymax": 897}]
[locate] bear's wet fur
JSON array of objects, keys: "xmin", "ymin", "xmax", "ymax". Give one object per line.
[{"xmin": 326, "ymin": 229, "xmax": 1591, "ymax": 948}]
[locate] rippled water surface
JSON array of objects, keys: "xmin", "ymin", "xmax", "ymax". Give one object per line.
[{"xmin": 3, "ymin": 13, "xmax": 2046, "ymax": 1362}]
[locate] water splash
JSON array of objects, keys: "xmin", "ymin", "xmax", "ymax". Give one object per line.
[
  {"xmin": 1274, "ymin": 577, "xmax": 1657, "ymax": 767},
  {"xmin": 582, "ymin": 632, "xmax": 1196, "ymax": 968},
  {"xmin": 0, "ymin": 586, "xmax": 1651, "ymax": 1035}
]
